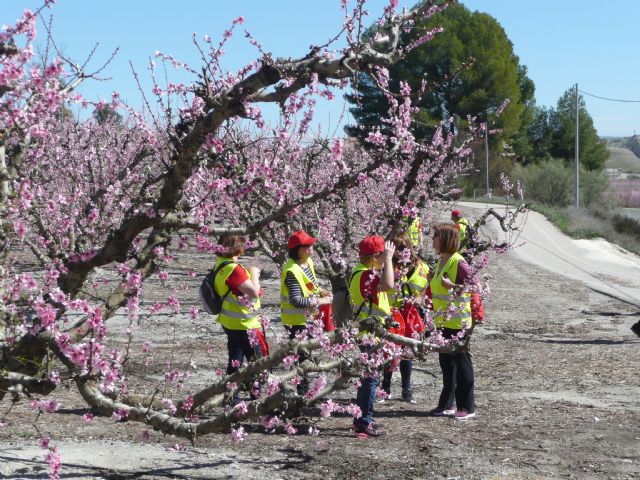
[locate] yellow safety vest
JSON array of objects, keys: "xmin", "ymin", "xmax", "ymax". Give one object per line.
[
  {"xmin": 349, "ymin": 263, "xmax": 391, "ymax": 322},
  {"xmin": 390, "ymin": 260, "xmax": 430, "ymax": 308},
  {"xmin": 456, "ymin": 218, "xmax": 470, "ymax": 249},
  {"xmin": 214, "ymin": 257, "xmax": 261, "ymax": 331},
  {"xmin": 408, "ymin": 217, "xmax": 422, "ymax": 248},
  {"xmin": 429, "ymin": 252, "xmax": 472, "ymax": 330},
  {"xmin": 280, "ymin": 257, "xmax": 319, "ymax": 326}
]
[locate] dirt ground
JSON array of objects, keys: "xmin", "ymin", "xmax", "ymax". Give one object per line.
[{"xmin": 1, "ymin": 246, "xmax": 639, "ymax": 480}]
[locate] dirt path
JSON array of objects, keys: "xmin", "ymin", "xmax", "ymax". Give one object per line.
[{"xmin": 1, "ymin": 247, "xmax": 639, "ymax": 479}]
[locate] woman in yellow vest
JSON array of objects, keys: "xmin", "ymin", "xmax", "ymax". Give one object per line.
[
  {"xmin": 381, "ymin": 231, "xmax": 430, "ymax": 404},
  {"xmin": 428, "ymin": 223, "xmax": 476, "ymax": 420},
  {"xmin": 280, "ymin": 230, "xmax": 332, "ymax": 393},
  {"xmin": 214, "ymin": 233, "xmax": 264, "ymax": 386},
  {"xmin": 349, "ymin": 235, "xmax": 395, "ymax": 437}
]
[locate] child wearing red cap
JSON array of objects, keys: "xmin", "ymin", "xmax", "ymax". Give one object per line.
[
  {"xmin": 280, "ymin": 230, "xmax": 333, "ymax": 394},
  {"xmin": 348, "ymin": 235, "xmax": 396, "ymax": 437}
]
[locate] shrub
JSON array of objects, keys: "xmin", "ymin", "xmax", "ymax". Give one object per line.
[
  {"xmin": 580, "ymin": 169, "xmax": 610, "ymax": 208},
  {"xmin": 612, "ymin": 214, "xmax": 640, "ymax": 239},
  {"xmin": 513, "ymin": 158, "xmax": 573, "ymax": 207}
]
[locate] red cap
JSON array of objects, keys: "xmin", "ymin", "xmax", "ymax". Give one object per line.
[
  {"xmin": 451, "ymin": 209, "xmax": 462, "ymax": 218},
  {"xmin": 287, "ymin": 230, "xmax": 317, "ymax": 249},
  {"xmin": 359, "ymin": 235, "xmax": 385, "ymax": 256}
]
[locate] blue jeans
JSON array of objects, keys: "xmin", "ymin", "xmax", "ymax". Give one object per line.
[{"xmin": 355, "ymin": 375, "xmax": 380, "ymax": 427}]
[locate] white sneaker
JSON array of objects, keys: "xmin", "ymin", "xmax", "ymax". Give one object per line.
[
  {"xmin": 453, "ymin": 410, "xmax": 476, "ymax": 420},
  {"xmin": 430, "ymin": 408, "xmax": 455, "ymax": 417}
]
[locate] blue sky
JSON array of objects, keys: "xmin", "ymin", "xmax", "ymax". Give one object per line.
[{"xmin": 3, "ymin": 1, "xmax": 640, "ymax": 137}]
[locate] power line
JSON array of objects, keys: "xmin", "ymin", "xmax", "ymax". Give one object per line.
[{"xmin": 579, "ymin": 89, "xmax": 640, "ymax": 103}]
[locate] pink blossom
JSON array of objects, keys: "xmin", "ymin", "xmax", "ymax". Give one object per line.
[
  {"xmin": 231, "ymin": 426, "xmax": 246, "ymax": 443},
  {"xmin": 82, "ymin": 413, "xmax": 93, "ymax": 423},
  {"xmin": 182, "ymin": 396, "xmax": 194, "ymax": 412},
  {"xmin": 44, "ymin": 447, "xmax": 61, "ymax": 480},
  {"xmin": 284, "ymin": 420, "xmax": 297, "ymax": 435},
  {"xmin": 304, "ymin": 376, "xmax": 327, "ymax": 399},
  {"xmin": 235, "ymin": 401, "xmax": 248, "ymax": 417}
]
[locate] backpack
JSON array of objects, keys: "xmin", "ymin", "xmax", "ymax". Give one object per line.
[{"xmin": 199, "ymin": 261, "xmax": 234, "ymax": 315}]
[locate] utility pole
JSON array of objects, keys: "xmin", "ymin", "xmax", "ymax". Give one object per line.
[
  {"xmin": 575, "ymin": 83, "xmax": 580, "ymax": 208},
  {"xmin": 484, "ymin": 121, "xmax": 490, "ymax": 196}
]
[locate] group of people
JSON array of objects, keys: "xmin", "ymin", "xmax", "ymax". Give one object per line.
[{"xmin": 210, "ymin": 210, "xmax": 477, "ymax": 438}]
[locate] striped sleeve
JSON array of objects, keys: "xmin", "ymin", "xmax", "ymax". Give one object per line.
[{"xmin": 285, "ymin": 271, "xmax": 312, "ymax": 309}]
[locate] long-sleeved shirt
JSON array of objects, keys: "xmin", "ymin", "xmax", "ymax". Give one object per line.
[{"xmin": 285, "ymin": 264, "xmax": 316, "ymax": 309}]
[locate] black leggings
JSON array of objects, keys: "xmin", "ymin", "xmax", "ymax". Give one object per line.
[
  {"xmin": 222, "ymin": 327, "xmax": 262, "ymax": 375},
  {"xmin": 437, "ymin": 328, "xmax": 475, "ymax": 412}
]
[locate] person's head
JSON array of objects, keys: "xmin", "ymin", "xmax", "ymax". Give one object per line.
[
  {"xmin": 451, "ymin": 209, "xmax": 463, "ymax": 221},
  {"xmin": 219, "ymin": 233, "xmax": 245, "ymax": 258},
  {"xmin": 359, "ymin": 235, "xmax": 385, "ymax": 269},
  {"xmin": 391, "ymin": 231, "xmax": 418, "ymax": 268},
  {"xmin": 287, "ymin": 230, "xmax": 317, "ymax": 262},
  {"xmin": 432, "ymin": 223, "xmax": 459, "ymax": 255}
]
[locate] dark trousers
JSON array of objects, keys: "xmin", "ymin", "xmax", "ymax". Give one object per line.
[
  {"xmin": 437, "ymin": 328, "xmax": 474, "ymax": 412},
  {"xmin": 285, "ymin": 325, "xmax": 309, "ymax": 394},
  {"xmin": 382, "ymin": 359, "xmax": 412, "ymax": 392},
  {"xmin": 222, "ymin": 327, "xmax": 262, "ymax": 375}
]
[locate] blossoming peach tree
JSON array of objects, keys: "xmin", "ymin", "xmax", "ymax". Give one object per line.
[{"xmin": 0, "ymin": 1, "xmax": 525, "ymax": 476}]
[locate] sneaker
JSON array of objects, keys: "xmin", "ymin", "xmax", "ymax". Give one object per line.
[
  {"xmin": 453, "ymin": 410, "xmax": 476, "ymax": 420},
  {"xmin": 429, "ymin": 407, "xmax": 455, "ymax": 417},
  {"xmin": 401, "ymin": 389, "xmax": 417, "ymax": 404},
  {"xmin": 631, "ymin": 321, "xmax": 640, "ymax": 338},
  {"xmin": 352, "ymin": 421, "xmax": 386, "ymax": 438}
]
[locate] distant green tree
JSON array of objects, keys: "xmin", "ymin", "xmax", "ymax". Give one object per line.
[
  {"xmin": 526, "ymin": 105, "xmax": 553, "ymax": 160},
  {"xmin": 93, "ymin": 104, "xmax": 123, "ymax": 125},
  {"xmin": 548, "ymin": 88, "xmax": 608, "ymax": 171},
  {"xmin": 346, "ymin": 2, "xmax": 527, "ymax": 146},
  {"xmin": 510, "ymin": 65, "xmax": 536, "ymax": 162}
]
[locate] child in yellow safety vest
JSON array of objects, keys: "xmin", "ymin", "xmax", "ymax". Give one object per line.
[
  {"xmin": 381, "ymin": 231, "xmax": 430, "ymax": 404},
  {"xmin": 428, "ymin": 223, "xmax": 476, "ymax": 421},
  {"xmin": 280, "ymin": 230, "xmax": 333, "ymax": 394},
  {"xmin": 213, "ymin": 233, "xmax": 266, "ymax": 403},
  {"xmin": 451, "ymin": 209, "xmax": 471, "ymax": 251},
  {"xmin": 349, "ymin": 235, "xmax": 396, "ymax": 438}
]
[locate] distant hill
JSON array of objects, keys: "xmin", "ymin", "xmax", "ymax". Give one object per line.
[{"xmin": 606, "ymin": 137, "xmax": 640, "ymax": 173}]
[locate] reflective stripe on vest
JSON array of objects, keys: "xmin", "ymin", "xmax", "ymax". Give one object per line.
[
  {"xmin": 214, "ymin": 257, "xmax": 261, "ymax": 331},
  {"xmin": 349, "ymin": 263, "xmax": 391, "ymax": 322},
  {"xmin": 280, "ymin": 257, "xmax": 318, "ymax": 326},
  {"xmin": 428, "ymin": 252, "xmax": 472, "ymax": 330}
]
